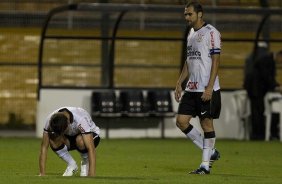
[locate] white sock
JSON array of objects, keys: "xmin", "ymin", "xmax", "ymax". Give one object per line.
[
  {"xmin": 201, "ymin": 138, "xmax": 215, "ymax": 170},
  {"xmin": 186, "ymin": 127, "xmax": 204, "ymax": 149},
  {"xmin": 80, "ymin": 152, "xmax": 89, "ymax": 165},
  {"xmin": 55, "ymin": 145, "xmax": 76, "ymax": 166}
]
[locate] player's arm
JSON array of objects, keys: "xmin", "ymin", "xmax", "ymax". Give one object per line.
[
  {"xmin": 82, "ymin": 133, "xmax": 96, "ymax": 177},
  {"xmin": 202, "ymin": 54, "xmax": 220, "ymax": 101},
  {"xmin": 175, "ymin": 62, "xmax": 188, "ymax": 102},
  {"xmin": 39, "ymin": 131, "xmax": 50, "ymax": 176}
]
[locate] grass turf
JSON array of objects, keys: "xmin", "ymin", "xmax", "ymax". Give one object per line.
[{"xmin": 0, "ymin": 138, "xmax": 281, "ymax": 184}]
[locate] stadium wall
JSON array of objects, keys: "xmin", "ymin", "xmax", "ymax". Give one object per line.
[{"xmin": 36, "ymin": 89, "xmax": 244, "ymax": 139}]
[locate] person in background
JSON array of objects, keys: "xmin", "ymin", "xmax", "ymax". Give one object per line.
[
  {"xmin": 174, "ymin": 1, "xmax": 221, "ymax": 175},
  {"xmin": 39, "ymin": 107, "xmax": 100, "ymax": 177},
  {"xmin": 244, "ymin": 48, "xmax": 282, "ymax": 140}
]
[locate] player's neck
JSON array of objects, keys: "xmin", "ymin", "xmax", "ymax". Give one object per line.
[{"xmin": 193, "ymin": 21, "xmax": 205, "ymax": 31}]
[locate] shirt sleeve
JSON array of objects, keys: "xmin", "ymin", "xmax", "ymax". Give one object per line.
[
  {"xmin": 208, "ymin": 29, "xmax": 221, "ymax": 55},
  {"xmin": 76, "ymin": 108, "xmax": 95, "ymax": 134}
]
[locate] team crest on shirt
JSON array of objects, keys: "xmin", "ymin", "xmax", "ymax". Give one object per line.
[{"xmin": 196, "ymin": 33, "xmax": 204, "ymax": 42}]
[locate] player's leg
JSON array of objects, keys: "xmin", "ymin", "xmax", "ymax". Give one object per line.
[
  {"xmin": 75, "ymin": 133, "xmax": 100, "ymax": 176},
  {"xmin": 189, "ymin": 118, "xmax": 215, "ymax": 174},
  {"xmin": 49, "ymin": 135, "xmax": 78, "ymax": 176},
  {"xmin": 189, "ymin": 90, "xmax": 221, "ymax": 174},
  {"xmin": 176, "ymin": 114, "xmax": 219, "ymax": 160},
  {"xmin": 207, "ymin": 90, "xmax": 221, "ymax": 168},
  {"xmin": 176, "ymin": 114, "xmax": 204, "ymax": 148},
  {"xmin": 200, "ymin": 118, "xmax": 215, "ymax": 170},
  {"xmin": 176, "ymin": 92, "xmax": 204, "ymax": 148}
]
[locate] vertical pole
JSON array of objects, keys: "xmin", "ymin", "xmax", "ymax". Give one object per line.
[
  {"xmin": 108, "ymin": 11, "xmax": 127, "ymax": 88},
  {"xmin": 259, "ymin": 0, "xmax": 270, "ymax": 49},
  {"xmin": 211, "ymin": 0, "xmax": 217, "ymax": 26},
  {"xmin": 139, "ymin": 0, "xmax": 145, "ymax": 30},
  {"xmin": 100, "ymin": 0, "xmax": 110, "ymax": 87},
  {"xmin": 67, "ymin": 0, "xmax": 73, "ymax": 29},
  {"xmin": 161, "ymin": 118, "xmax": 165, "ymax": 139}
]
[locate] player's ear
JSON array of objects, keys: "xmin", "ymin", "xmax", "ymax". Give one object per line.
[{"xmin": 198, "ymin": 12, "xmax": 203, "ymax": 18}]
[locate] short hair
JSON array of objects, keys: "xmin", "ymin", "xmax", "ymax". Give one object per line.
[
  {"xmin": 185, "ymin": 1, "xmax": 203, "ymax": 14},
  {"xmin": 49, "ymin": 113, "xmax": 68, "ymax": 135}
]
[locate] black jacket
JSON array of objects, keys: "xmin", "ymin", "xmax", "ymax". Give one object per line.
[{"xmin": 244, "ymin": 52, "xmax": 279, "ymax": 98}]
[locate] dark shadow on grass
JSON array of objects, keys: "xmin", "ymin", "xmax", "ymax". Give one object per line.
[
  {"xmin": 95, "ymin": 176, "xmax": 147, "ymax": 180},
  {"xmin": 211, "ymin": 173, "xmax": 276, "ymax": 178},
  {"xmin": 45, "ymin": 174, "xmax": 158, "ymax": 181}
]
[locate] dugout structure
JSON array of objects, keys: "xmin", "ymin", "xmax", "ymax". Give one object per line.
[
  {"xmin": 37, "ymin": 3, "xmax": 282, "ymax": 96},
  {"xmin": 36, "ymin": 3, "xmax": 282, "ymax": 138}
]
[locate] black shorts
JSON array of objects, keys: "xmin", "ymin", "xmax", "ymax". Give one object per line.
[
  {"xmin": 65, "ymin": 132, "xmax": 100, "ymax": 151},
  {"xmin": 177, "ymin": 90, "xmax": 221, "ymax": 119}
]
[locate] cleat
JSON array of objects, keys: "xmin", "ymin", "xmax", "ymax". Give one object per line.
[
  {"xmin": 62, "ymin": 164, "xmax": 78, "ymax": 176},
  {"xmin": 80, "ymin": 160, "xmax": 89, "ymax": 177},
  {"xmin": 209, "ymin": 149, "xmax": 220, "ymax": 168},
  {"xmin": 189, "ymin": 167, "xmax": 210, "ymax": 174}
]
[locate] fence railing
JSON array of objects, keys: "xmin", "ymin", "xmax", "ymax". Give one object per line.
[{"xmin": 38, "ymin": 3, "xmax": 282, "ymax": 98}]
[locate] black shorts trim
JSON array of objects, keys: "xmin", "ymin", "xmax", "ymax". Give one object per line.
[{"xmin": 177, "ymin": 90, "xmax": 221, "ymax": 119}]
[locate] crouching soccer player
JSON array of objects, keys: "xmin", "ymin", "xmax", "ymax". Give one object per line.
[{"xmin": 39, "ymin": 107, "xmax": 100, "ymax": 177}]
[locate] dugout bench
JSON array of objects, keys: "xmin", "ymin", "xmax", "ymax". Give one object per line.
[{"xmin": 91, "ymin": 89, "xmax": 175, "ymax": 139}]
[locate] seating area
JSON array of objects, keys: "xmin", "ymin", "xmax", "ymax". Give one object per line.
[
  {"xmin": 91, "ymin": 89, "xmax": 175, "ymax": 138},
  {"xmin": 264, "ymin": 92, "xmax": 282, "ymax": 141},
  {"xmin": 232, "ymin": 90, "xmax": 251, "ymax": 140},
  {"xmin": 91, "ymin": 89, "xmax": 175, "ymax": 118},
  {"xmin": 232, "ymin": 90, "xmax": 282, "ymax": 142}
]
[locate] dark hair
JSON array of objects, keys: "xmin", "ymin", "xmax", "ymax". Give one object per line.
[
  {"xmin": 49, "ymin": 113, "xmax": 68, "ymax": 136},
  {"xmin": 185, "ymin": 1, "xmax": 203, "ymax": 14}
]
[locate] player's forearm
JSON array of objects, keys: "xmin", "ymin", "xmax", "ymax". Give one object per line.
[
  {"xmin": 39, "ymin": 149, "xmax": 47, "ymax": 175},
  {"xmin": 207, "ymin": 55, "xmax": 220, "ymax": 89},
  {"xmin": 88, "ymin": 148, "xmax": 96, "ymax": 176},
  {"xmin": 177, "ymin": 63, "xmax": 188, "ymax": 86},
  {"xmin": 39, "ymin": 133, "xmax": 50, "ymax": 176}
]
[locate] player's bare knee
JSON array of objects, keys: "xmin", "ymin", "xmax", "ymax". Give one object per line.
[
  {"xmin": 176, "ymin": 116, "xmax": 188, "ymax": 130},
  {"xmin": 200, "ymin": 118, "xmax": 214, "ymax": 132},
  {"xmin": 75, "ymin": 135, "xmax": 86, "ymax": 150}
]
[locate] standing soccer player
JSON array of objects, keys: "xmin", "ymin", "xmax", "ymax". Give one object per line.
[
  {"xmin": 174, "ymin": 1, "xmax": 221, "ymax": 174},
  {"xmin": 39, "ymin": 107, "xmax": 100, "ymax": 177}
]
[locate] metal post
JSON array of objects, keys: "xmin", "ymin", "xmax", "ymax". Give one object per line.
[
  {"xmin": 67, "ymin": 0, "xmax": 73, "ymax": 29},
  {"xmin": 260, "ymin": 0, "xmax": 270, "ymax": 49},
  {"xmin": 100, "ymin": 0, "xmax": 110, "ymax": 87}
]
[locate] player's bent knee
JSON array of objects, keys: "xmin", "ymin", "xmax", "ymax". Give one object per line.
[
  {"xmin": 75, "ymin": 135, "xmax": 86, "ymax": 150},
  {"xmin": 200, "ymin": 118, "xmax": 214, "ymax": 132},
  {"xmin": 176, "ymin": 115, "xmax": 192, "ymax": 131},
  {"xmin": 176, "ymin": 118, "xmax": 186, "ymax": 130}
]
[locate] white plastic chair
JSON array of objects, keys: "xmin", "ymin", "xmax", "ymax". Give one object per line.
[
  {"xmin": 264, "ymin": 92, "xmax": 282, "ymax": 141},
  {"xmin": 232, "ymin": 90, "xmax": 251, "ymax": 140}
]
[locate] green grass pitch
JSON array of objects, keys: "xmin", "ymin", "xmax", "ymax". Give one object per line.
[{"xmin": 0, "ymin": 137, "xmax": 282, "ymax": 184}]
